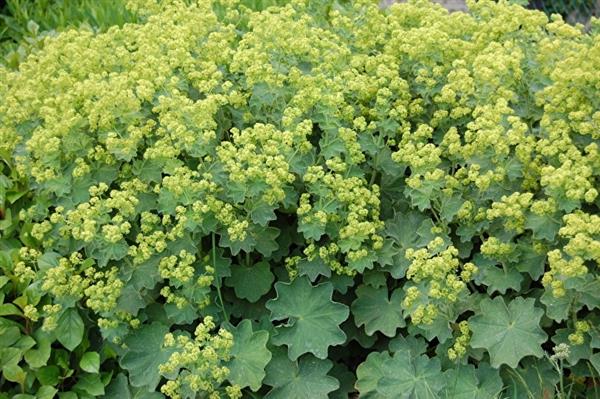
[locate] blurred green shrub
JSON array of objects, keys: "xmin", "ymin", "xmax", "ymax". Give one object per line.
[{"xmin": 0, "ymin": 0, "xmax": 137, "ymax": 66}]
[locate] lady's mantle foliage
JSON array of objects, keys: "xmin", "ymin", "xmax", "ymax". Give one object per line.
[{"xmin": 0, "ymin": 0, "xmax": 600, "ymax": 397}]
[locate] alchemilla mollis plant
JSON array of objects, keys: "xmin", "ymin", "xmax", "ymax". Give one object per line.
[{"xmin": 1, "ymin": 0, "xmax": 599, "ymax": 397}]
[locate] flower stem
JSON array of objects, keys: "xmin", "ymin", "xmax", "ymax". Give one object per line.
[{"xmin": 212, "ymin": 232, "xmax": 228, "ymax": 322}]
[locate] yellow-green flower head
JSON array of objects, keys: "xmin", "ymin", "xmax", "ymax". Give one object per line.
[{"xmin": 159, "ymin": 316, "xmax": 235, "ymax": 398}]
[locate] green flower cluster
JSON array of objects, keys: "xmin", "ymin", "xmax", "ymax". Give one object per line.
[
  {"xmin": 160, "ymin": 316, "xmax": 240, "ymax": 399},
  {"xmin": 298, "ymin": 167, "xmax": 383, "ymax": 275},
  {"xmin": 403, "ymin": 239, "xmax": 477, "ymax": 324}
]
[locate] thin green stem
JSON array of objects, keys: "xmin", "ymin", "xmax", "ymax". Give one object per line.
[
  {"xmin": 430, "ymin": 207, "xmax": 442, "ymax": 224},
  {"xmin": 558, "ymin": 359, "xmax": 564, "ymax": 398},
  {"xmin": 369, "ymin": 169, "xmax": 378, "ymax": 186},
  {"xmin": 212, "ymin": 232, "xmax": 229, "ymax": 322}
]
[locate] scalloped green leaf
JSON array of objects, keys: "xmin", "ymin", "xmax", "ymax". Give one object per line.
[
  {"xmin": 442, "ymin": 364, "xmax": 503, "ymax": 399},
  {"xmin": 351, "ymin": 285, "xmax": 405, "ymax": 337},
  {"xmin": 525, "ymin": 213, "xmax": 560, "ymax": 241},
  {"xmin": 469, "ymin": 297, "xmax": 547, "ymax": 368},
  {"xmin": 119, "ymin": 323, "xmax": 175, "ymax": 390},
  {"xmin": 476, "ymin": 263, "xmax": 523, "ymax": 294},
  {"xmin": 264, "ymin": 349, "xmax": 339, "ymax": 399},
  {"xmin": 266, "ymin": 276, "xmax": 349, "ymax": 360},
  {"xmin": 388, "ymin": 335, "xmax": 427, "ymax": 358},
  {"xmin": 355, "ymin": 351, "xmax": 391, "ymax": 398},
  {"xmin": 356, "ymin": 351, "xmax": 443, "ymax": 399},
  {"xmin": 226, "ymin": 319, "xmax": 272, "ymax": 391},
  {"xmin": 225, "ymin": 261, "xmax": 274, "ymax": 303},
  {"xmin": 378, "ymin": 354, "xmax": 443, "ymax": 398},
  {"xmin": 540, "ymin": 289, "xmax": 574, "ymax": 322}
]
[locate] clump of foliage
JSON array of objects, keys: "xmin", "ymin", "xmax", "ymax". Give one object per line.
[
  {"xmin": 1, "ymin": 0, "xmax": 600, "ymax": 397},
  {"xmin": 0, "ymin": 0, "xmax": 138, "ymax": 68}
]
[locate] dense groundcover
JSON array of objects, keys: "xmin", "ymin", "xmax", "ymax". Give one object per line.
[{"xmin": 1, "ymin": 0, "xmax": 600, "ymax": 397}]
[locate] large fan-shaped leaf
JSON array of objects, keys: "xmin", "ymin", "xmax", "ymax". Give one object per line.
[
  {"xmin": 351, "ymin": 285, "xmax": 405, "ymax": 337},
  {"xmin": 226, "ymin": 319, "xmax": 272, "ymax": 391},
  {"xmin": 266, "ymin": 276, "xmax": 349, "ymax": 360},
  {"xmin": 469, "ymin": 297, "xmax": 547, "ymax": 368},
  {"xmin": 264, "ymin": 349, "xmax": 339, "ymax": 399}
]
